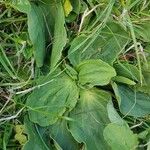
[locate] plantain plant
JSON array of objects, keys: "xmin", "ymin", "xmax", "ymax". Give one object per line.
[{"xmin": 1, "ymin": 0, "xmax": 150, "ymax": 149}]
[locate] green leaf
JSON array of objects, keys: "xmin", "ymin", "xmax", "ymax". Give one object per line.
[
  {"xmin": 69, "ymin": 88, "xmax": 111, "ymax": 150},
  {"xmin": 68, "ymin": 35, "xmax": 96, "ymax": 66},
  {"xmin": 27, "ymin": 3, "xmax": 46, "ymax": 67},
  {"xmin": 113, "ymin": 84, "xmax": 150, "ymax": 117},
  {"xmin": 68, "ymin": 22, "xmax": 129, "ymax": 66},
  {"xmin": 11, "ymin": 0, "xmax": 66, "ymax": 67},
  {"xmin": 112, "ymin": 76, "xmax": 136, "ymax": 85},
  {"xmin": 136, "ymin": 60, "xmax": 150, "ymax": 95},
  {"xmin": 103, "ymin": 123, "xmax": 139, "ymax": 150},
  {"xmin": 97, "ymin": 23, "xmax": 129, "ymax": 65},
  {"xmin": 135, "ymin": 22, "xmax": 150, "ymax": 42},
  {"xmin": 70, "ymin": 0, "xmax": 81, "ymax": 14},
  {"xmin": 23, "ymin": 117, "xmax": 52, "ymax": 150},
  {"xmin": 26, "ymin": 72, "xmax": 79, "ymax": 126},
  {"xmin": 49, "ymin": 118, "xmax": 78, "ymax": 150},
  {"xmin": 65, "ymin": 64, "xmax": 78, "ymax": 80},
  {"xmin": 64, "ymin": 0, "xmax": 73, "ymax": 17},
  {"xmin": 51, "ymin": 1, "xmax": 67, "ymax": 69},
  {"xmin": 107, "ymin": 101, "xmax": 124, "ymax": 125},
  {"xmin": 0, "ymin": 46, "xmax": 16, "ymax": 79},
  {"xmin": 10, "ymin": 0, "xmax": 31, "ymax": 13},
  {"xmin": 114, "ymin": 62, "xmax": 141, "ymax": 82},
  {"xmin": 76, "ymin": 59, "xmax": 116, "ymax": 86}
]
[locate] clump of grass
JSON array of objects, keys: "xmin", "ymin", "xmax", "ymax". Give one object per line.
[{"xmin": 0, "ymin": 2, "xmax": 33, "ymax": 149}]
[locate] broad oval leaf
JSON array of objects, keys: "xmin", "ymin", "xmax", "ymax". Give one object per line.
[
  {"xmin": 76, "ymin": 59, "xmax": 116, "ymax": 86},
  {"xmin": 26, "ymin": 72, "xmax": 79, "ymax": 126},
  {"xmin": 69, "ymin": 88, "xmax": 111, "ymax": 150},
  {"xmin": 113, "ymin": 84, "xmax": 150, "ymax": 117},
  {"xmin": 103, "ymin": 123, "xmax": 139, "ymax": 150}
]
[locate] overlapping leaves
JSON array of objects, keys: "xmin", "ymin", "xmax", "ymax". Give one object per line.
[
  {"xmin": 11, "ymin": 0, "xmax": 67, "ymax": 67},
  {"xmin": 25, "ymin": 58, "xmax": 117, "ymax": 148},
  {"xmin": 68, "ymin": 22, "xmax": 129, "ymax": 66},
  {"xmin": 69, "ymin": 88, "xmax": 111, "ymax": 150},
  {"xmin": 10, "ymin": 0, "xmax": 150, "ymax": 149}
]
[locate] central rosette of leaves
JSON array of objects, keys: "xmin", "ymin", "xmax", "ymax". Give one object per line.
[{"xmin": 26, "ymin": 59, "xmax": 116, "ymax": 149}]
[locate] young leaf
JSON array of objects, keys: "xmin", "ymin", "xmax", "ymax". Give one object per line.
[
  {"xmin": 76, "ymin": 59, "xmax": 116, "ymax": 86},
  {"xmin": 50, "ymin": 1, "xmax": 67, "ymax": 69},
  {"xmin": 69, "ymin": 88, "xmax": 111, "ymax": 150},
  {"xmin": 113, "ymin": 84, "xmax": 150, "ymax": 117},
  {"xmin": 103, "ymin": 123, "xmax": 139, "ymax": 150},
  {"xmin": 26, "ymin": 72, "xmax": 79, "ymax": 126},
  {"xmin": 15, "ymin": 125, "xmax": 27, "ymax": 145}
]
